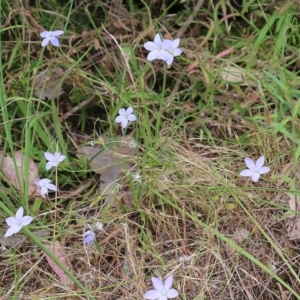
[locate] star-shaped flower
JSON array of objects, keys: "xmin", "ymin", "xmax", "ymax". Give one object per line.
[
  {"xmin": 44, "ymin": 151, "xmax": 66, "ymax": 171},
  {"xmin": 160, "ymin": 39, "xmax": 182, "ymax": 65},
  {"xmin": 144, "ymin": 33, "xmax": 172, "ymax": 63},
  {"xmin": 144, "ymin": 33, "xmax": 182, "ymax": 66},
  {"xmin": 40, "ymin": 30, "xmax": 64, "ymax": 47},
  {"xmin": 83, "ymin": 224, "xmax": 96, "ymax": 246},
  {"xmin": 239, "ymin": 156, "xmax": 270, "ymax": 182},
  {"xmin": 144, "ymin": 274, "xmax": 179, "ymax": 300},
  {"xmin": 132, "ymin": 171, "xmax": 142, "ymax": 183},
  {"xmin": 115, "ymin": 107, "xmax": 136, "ymax": 129},
  {"xmin": 4, "ymin": 207, "xmax": 33, "ymax": 237},
  {"xmin": 34, "ymin": 178, "xmax": 57, "ymax": 198}
]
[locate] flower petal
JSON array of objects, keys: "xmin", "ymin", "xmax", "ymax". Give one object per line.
[
  {"xmin": 40, "ymin": 187, "xmax": 48, "ymax": 198},
  {"xmin": 252, "ymin": 173, "xmax": 260, "ymax": 182},
  {"xmin": 57, "ymin": 155, "xmax": 66, "ymax": 163},
  {"xmin": 47, "ymin": 183, "xmax": 57, "ymax": 191},
  {"xmin": 44, "ymin": 152, "xmax": 54, "ymax": 161},
  {"xmin": 40, "ymin": 31, "xmax": 49, "ymax": 38},
  {"xmin": 166, "ymin": 289, "xmax": 179, "ymax": 298},
  {"xmin": 147, "ymin": 51, "xmax": 158, "ymax": 61},
  {"xmin": 115, "ymin": 116, "xmax": 124, "ymax": 124},
  {"xmin": 245, "ymin": 158, "xmax": 256, "ymax": 170},
  {"xmin": 152, "ymin": 277, "xmax": 164, "ymax": 291},
  {"xmin": 121, "ymin": 118, "xmax": 129, "ymax": 128},
  {"xmin": 158, "ymin": 296, "xmax": 167, "ymax": 300},
  {"xmin": 164, "ymin": 274, "xmax": 173, "ymax": 290},
  {"xmin": 4, "ymin": 226, "xmax": 22, "ymax": 237},
  {"xmin": 118, "ymin": 108, "xmax": 126, "ymax": 116},
  {"xmin": 41, "ymin": 37, "xmax": 50, "ymax": 47},
  {"xmin": 154, "ymin": 33, "xmax": 162, "ymax": 45},
  {"xmin": 172, "ymin": 48, "xmax": 182, "ymax": 56},
  {"xmin": 46, "ymin": 162, "xmax": 54, "ymax": 171},
  {"xmin": 21, "ymin": 216, "xmax": 33, "ymax": 226},
  {"xmin": 161, "ymin": 40, "xmax": 172, "ymax": 50},
  {"xmin": 165, "ymin": 54, "xmax": 174, "ymax": 66},
  {"xmin": 158, "ymin": 50, "xmax": 171, "ymax": 62},
  {"xmin": 126, "ymin": 107, "xmax": 133, "ymax": 114},
  {"xmin": 52, "ymin": 30, "xmax": 64, "ymax": 36},
  {"xmin": 239, "ymin": 169, "xmax": 254, "ymax": 177},
  {"xmin": 128, "ymin": 114, "xmax": 136, "ymax": 122},
  {"xmin": 84, "ymin": 233, "xmax": 95, "ymax": 245},
  {"xmin": 144, "ymin": 42, "xmax": 157, "ymax": 51},
  {"xmin": 256, "ymin": 156, "xmax": 265, "ymax": 169},
  {"xmin": 50, "ymin": 37, "xmax": 60, "ymax": 47},
  {"xmin": 143, "ymin": 290, "xmax": 161, "ymax": 299},
  {"xmin": 6, "ymin": 216, "xmax": 17, "ymax": 227},
  {"xmin": 259, "ymin": 166, "xmax": 270, "ymax": 174},
  {"xmin": 15, "ymin": 207, "xmax": 24, "ymax": 221},
  {"xmin": 171, "ymin": 38, "xmax": 180, "ymax": 48}
]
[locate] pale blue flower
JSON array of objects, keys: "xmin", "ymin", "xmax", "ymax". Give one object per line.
[
  {"xmin": 160, "ymin": 39, "xmax": 182, "ymax": 65},
  {"xmin": 34, "ymin": 178, "xmax": 57, "ymax": 198},
  {"xmin": 144, "ymin": 34, "xmax": 182, "ymax": 66},
  {"xmin": 44, "ymin": 152, "xmax": 66, "ymax": 170},
  {"xmin": 115, "ymin": 107, "xmax": 136, "ymax": 128},
  {"xmin": 239, "ymin": 156, "xmax": 270, "ymax": 182},
  {"xmin": 40, "ymin": 30, "xmax": 64, "ymax": 47},
  {"xmin": 83, "ymin": 224, "xmax": 96, "ymax": 246},
  {"xmin": 144, "ymin": 274, "xmax": 179, "ymax": 300},
  {"xmin": 5, "ymin": 207, "xmax": 33, "ymax": 237}
]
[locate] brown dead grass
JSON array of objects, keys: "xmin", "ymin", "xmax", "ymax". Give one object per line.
[{"xmin": 1, "ymin": 135, "xmax": 299, "ymax": 299}]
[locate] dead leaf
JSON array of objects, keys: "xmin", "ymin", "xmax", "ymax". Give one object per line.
[
  {"xmin": 221, "ymin": 65, "xmax": 259, "ymax": 86},
  {"xmin": 224, "ymin": 243, "xmax": 236, "ymax": 256},
  {"xmin": 76, "ymin": 136, "xmax": 136, "ymax": 195},
  {"xmin": 288, "ymin": 218, "xmax": 300, "ymax": 239},
  {"xmin": 232, "ymin": 227, "xmax": 250, "ymax": 244},
  {"xmin": 32, "ymin": 68, "xmax": 63, "ymax": 100},
  {"xmin": 0, "ymin": 151, "xmax": 40, "ymax": 196},
  {"xmin": 282, "ymin": 193, "xmax": 300, "ymax": 219},
  {"xmin": 44, "ymin": 241, "xmax": 74, "ymax": 287}
]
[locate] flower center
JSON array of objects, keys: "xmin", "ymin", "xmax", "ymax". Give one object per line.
[
  {"xmin": 161, "ymin": 289, "xmax": 167, "ymax": 296},
  {"xmin": 16, "ymin": 219, "xmax": 23, "ymax": 226}
]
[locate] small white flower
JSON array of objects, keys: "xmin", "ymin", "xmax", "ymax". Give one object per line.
[
  {"xmin": 132, "ymin": 172, "xmax": 142, "ymax": 183},
  {"xmin": 34, "ymin": 178, "xmax": 57, "ymax": 198},
  {"xmin": 144, "ymin": 33, "xmax": 172, "ymax": 63},
  {"xmin": 239, "ymin": 156, "xmax": 270, "ymax": 182},
  {"xmin": 44, "ymin": 151, "xmax": 66, "ymax": 170},
  {"xmin": 144, "ymin": 33, "xmax": 182, "ymax": 66},
  {"xmin": 95, "ymin": 222, "xmax": 104, "ymax": 231},
  {"xmin": 115, "ymin": 107, "xmax": 136, "ymax": 129},
  {"xmin": 144, "ymin": 274, "xmax": 179, "ymax": 300},
  {"xmin": 4, "ymin": 207, "xmax": 33, "ymax": 237},
  {"xmin": 83, "ymin": 224, "xmax": 96, "ymax": 246},
  {"xmin": 40, "ymin": 30, "xmax": 64, "ymax": 47},
  {"xmin": 161, "ymin": 39, "xmax": 182, "ymax": 65}
]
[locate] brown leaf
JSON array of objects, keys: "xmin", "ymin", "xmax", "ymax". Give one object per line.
[
  {"xmin": 76, "ymin": 136, "xmax": 136, "ymax": 195},
  {"xmin": 288, "ymin": 218, "xmax": 300, "ymax": 239},
  {"xmin": 0, "ymin": 151, "xmax": 40, "ymax": 196},
  {"xmin": 32, "ymin": 68, "xmax": 63, "ymax": 100},
  {"xmin": 44, "ymin": 241, "xmax": 74, "ymax": 287},
  {"xmin": 232, "ymin": 227, "xmax": 250, "ymax": 244}
]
